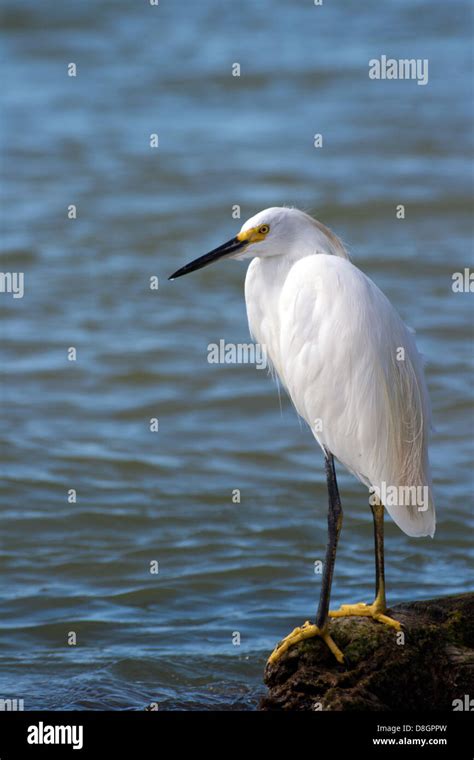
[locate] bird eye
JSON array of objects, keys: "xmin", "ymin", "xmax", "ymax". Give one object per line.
[{"xmin": 259, "ymin": 225, "xmax": 269, "ymax": 234}]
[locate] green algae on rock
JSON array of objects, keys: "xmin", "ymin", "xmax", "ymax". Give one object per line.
[{"xmin": 261, "ymin": 593, "xmax": 474, "ymax": 711}]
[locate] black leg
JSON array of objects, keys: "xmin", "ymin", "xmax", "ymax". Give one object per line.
[
  {"xmin": 267, "ymin": 449, "xmax": 346, "ymax": 664},
  {"xmin": 316, "ymin": 451, "xmax": 343, "ymax": 629},
  {"xmin": 370, "ymin": 497, "xmax": 387, "ymax": 609}
]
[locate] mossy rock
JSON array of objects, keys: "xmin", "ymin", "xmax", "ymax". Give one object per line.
[{"xmin": 260, "ymin": 592, "xmax": 474, "ymax": 711}]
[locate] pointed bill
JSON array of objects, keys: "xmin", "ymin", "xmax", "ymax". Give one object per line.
[{"xmin": 169, "ymin": 235, "xmax": 249, "ymax": 280}]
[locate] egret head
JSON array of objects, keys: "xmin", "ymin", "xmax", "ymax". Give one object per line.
[
  {"xmin": 169, "ymin": 207, "xmax": 347, "ymax": 280},
  {"xmin": 233, "ymin": 207, "xmax": 299, "ymax": 259}
]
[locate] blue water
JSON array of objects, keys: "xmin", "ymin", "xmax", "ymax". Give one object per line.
[{"xmin": 0, "ymin": 0, "xmax": 473, "ymax": 709}]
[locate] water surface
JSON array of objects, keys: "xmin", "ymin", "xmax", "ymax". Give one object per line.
[{"xmin": 1, "ymin": 0, "xmax": 473, "ymax": 709}]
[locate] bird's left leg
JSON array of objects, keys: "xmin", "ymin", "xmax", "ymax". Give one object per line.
[
  {"xmin": 329, "ymin": 496, "xmax": 401, "ymax": 630},
  {"xmin": 268, "ymin": 452, "xmax": 345, "ymax": 665}
]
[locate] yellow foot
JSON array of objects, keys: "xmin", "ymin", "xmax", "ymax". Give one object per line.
[
  {"xmin": 329, "ymin": 601, "xmax": 402, "ymax": 630},
  {"xmin": 267, "ymin": 620, "xmax": 344, "ymax": 665}
]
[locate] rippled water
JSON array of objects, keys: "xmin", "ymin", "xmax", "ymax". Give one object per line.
[{"xmin": 1, "ymin": 0, "xmax": 473, "ymax": 709}]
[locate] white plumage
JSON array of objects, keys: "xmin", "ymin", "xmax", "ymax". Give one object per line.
[{"xmin": 243, "ymin": 207, "xmax": 435, "ymax": 537}]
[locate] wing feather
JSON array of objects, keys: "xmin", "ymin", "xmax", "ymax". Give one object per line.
[{"xmin": 276, "ymin": 254, "xmax": 435, "ymax": 537}]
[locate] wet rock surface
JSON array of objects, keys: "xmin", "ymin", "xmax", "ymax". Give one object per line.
[{"xmin": 260, "ymin": 593, "xmax": 474, "ymax": 711}]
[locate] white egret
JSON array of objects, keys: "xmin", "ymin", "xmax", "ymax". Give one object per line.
[{"xmin": 169, "ymin": 207, "xmax": 435, "ymax": 664}]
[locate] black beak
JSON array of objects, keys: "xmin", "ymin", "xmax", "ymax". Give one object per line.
[{"xmin": 168, "ymin": 236, "xmax": 248, "ymax": 280}]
